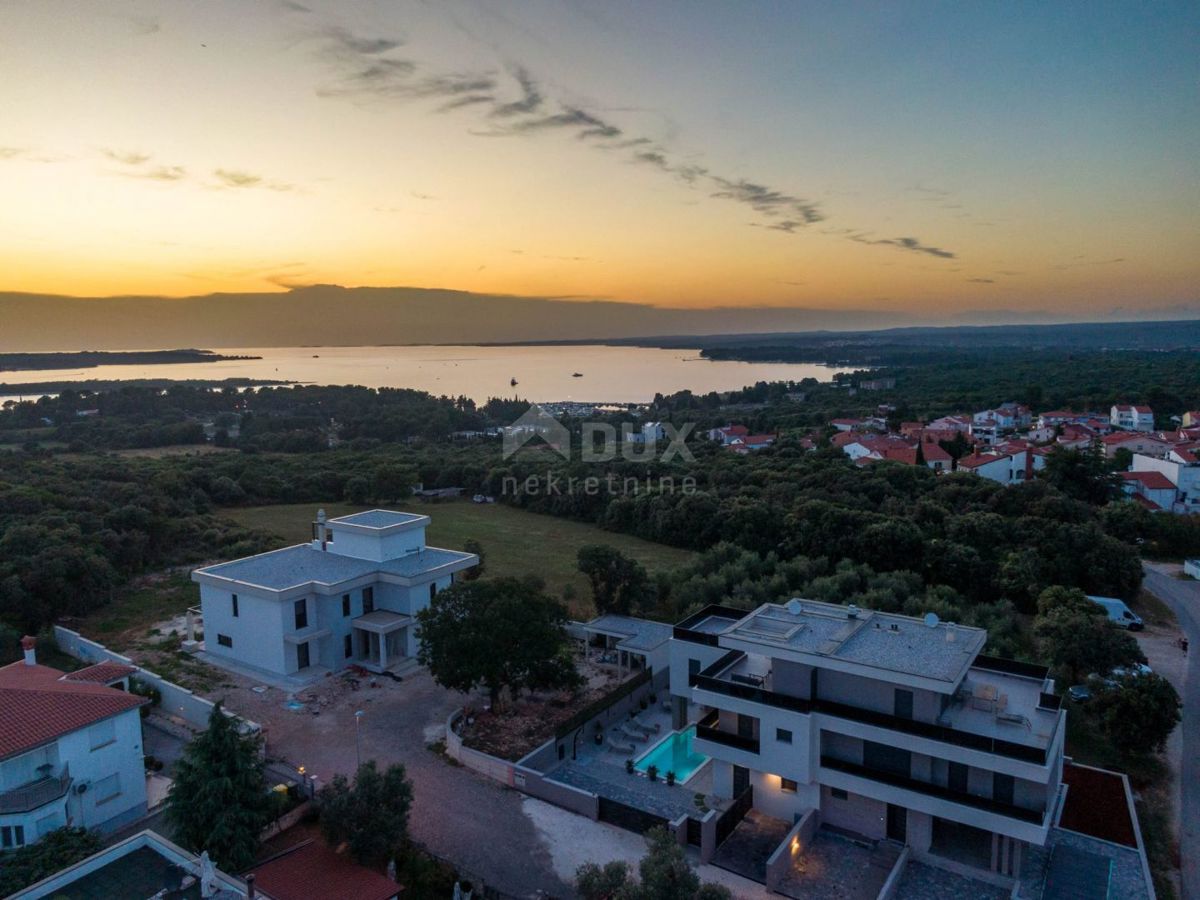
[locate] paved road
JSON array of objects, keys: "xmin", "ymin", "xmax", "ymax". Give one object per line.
[{"xmin": 1142, "ymin": 563, "xmax": 1199, "ymax": 900}]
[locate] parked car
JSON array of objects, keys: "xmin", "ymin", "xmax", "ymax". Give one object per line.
[
  {"xmin": 1110, "ymin": 663, "xmax": 1153, "ymax": 679},
  {"xmin": 1067, "ymin": 684, "xmax": 1091, "ymax": 703}
]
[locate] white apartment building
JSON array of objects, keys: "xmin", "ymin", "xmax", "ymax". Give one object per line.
[
  {"xmin": 1110, "ymin": 405, "xmax": 1154, "ymax": 432},
  {"xmin": 1132, "ymin": 452, "xmax": 1200, "ymax": 514},
  {"xmin": 192, "ymin": 509, "xmax": 477, "ymax": 680},
  {"xmin": 669, "ymin": 601, "xmax": 1065, "ymax": 880},
  {"xmin": 0, "ymin": 641, "xmax": 148, "ymax": 849}
]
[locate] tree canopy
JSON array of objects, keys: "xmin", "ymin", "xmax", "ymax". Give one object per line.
[
  {"xmin": 1090, "ymin": 673, "xmax": 1182, "ymax": 756},
  {"xmin": 575, "ymin": 827, "xmax": 731, "ymax": 900},
  {"xmin": 578, "ymin": 545, "xmax": 650, "ymax": 616},
  {"xmin": 317, "ymin": 760, "xmax": 414, "ymax": 867},
  {"xmin": 1032, "ymin": 587, "xmax": 1144, "ymax": 683},
  {"xmin": 416, "ymin": 576, "xmax": 582, "ymax": 709}
]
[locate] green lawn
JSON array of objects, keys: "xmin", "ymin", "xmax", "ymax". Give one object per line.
[{"xmin": 219, "ymin": 500, "xmax": 696, "ymax": 618}]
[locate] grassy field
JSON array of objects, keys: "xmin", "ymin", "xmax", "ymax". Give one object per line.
[{"xmin": 219, "ymin": 500, "xmax": 695, "ymax": 617}]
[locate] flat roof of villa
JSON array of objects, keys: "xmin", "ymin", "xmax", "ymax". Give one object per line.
[
  {"xmin": 723, "ymin": 599, "xmax": 987, "ymax": 685},
  {"xmin": 329, "ymin": 509, "xmax": 426, "ymax": 529},
  {"xmin": 195, "ymin": 544, "xmax": 475, "ymax": 591},
  {"xmin": 585, "ymin": 614, "xmax": 673, "ymax": 651}
]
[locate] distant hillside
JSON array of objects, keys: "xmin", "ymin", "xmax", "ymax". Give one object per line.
[
  {"xmin": 5, "ymin": 285, "xmax": 1198, "ymax": 352},
  {"xmin": 0, "ymin": 286, "xmax": 916, "ymax": 351},
  {"xmin": 0, "ymin": 349, "xmax": 257, "ymax": 371}
]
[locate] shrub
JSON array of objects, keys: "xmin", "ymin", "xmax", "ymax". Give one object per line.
[
  {"xmin": 666, "ymin": 771, "xmax": 676, "ymax": 787},
  {"xmin": 647, "ymin": 764, "xmax": 659, "ymax": 782}
]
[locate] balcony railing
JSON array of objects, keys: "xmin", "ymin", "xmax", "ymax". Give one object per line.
[
  {"xmin": 693, "ymin": 651, "xmax": 1051, "ymax": 765},
  {"xmin": 0, "ymin": 764, "xmax": 71, "ymax": 814},
  {"xmin": 820, "ymin": 755, "xmax": 1045, "ymax": 825},
  {"xmin": 695, "ymin": 711, "xmax": 759, "ymax": 755}
]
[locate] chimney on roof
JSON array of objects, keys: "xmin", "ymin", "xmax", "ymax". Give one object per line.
[
  {"xmin": 315, "ymin": 508, "xmax": 327, "ymax": 551},
  {"xmin": 847, "ymin": 604, "xmax": 859, "ymax": 619},
  {"xmin": 245, "ymin": 873, "xmax": 256, "ymax": 898},
  {"xmin": 945, "ymin": 623, "xmax": 957, "ymax": 643},
  {"xmin": 21, "ymin": 635, "xmax": 35, "ymax": 666}
]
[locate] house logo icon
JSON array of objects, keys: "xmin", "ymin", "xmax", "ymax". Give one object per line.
[{"xmin": 503, "ymin": 404, "xmax": 571, "ymax": 460}]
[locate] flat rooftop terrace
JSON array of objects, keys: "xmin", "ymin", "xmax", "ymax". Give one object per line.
[{"xmin": 722, "ymin": 599, "xmax": 988, "ymax": 686}]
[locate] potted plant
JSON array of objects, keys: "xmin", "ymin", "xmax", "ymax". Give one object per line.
[
  {"xmin": 666, "ymin": 771, "xmax": 676, "ymax": 787},
  {"xmin": 647, "ymin": 764, "xmax": 659, "ymax": 782},
  {"xmin": 625, "ymin": 758, "xmax": 634, "ymax": 774}
]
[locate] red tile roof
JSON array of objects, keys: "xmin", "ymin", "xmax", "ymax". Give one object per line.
[
  {"xmin": 249, "ymin": 840, "xmax": 401, "ymax": 900},
  {"xmin": 0, "ymin": 661, "xmax": 147, "ymax": 761},
  {"xmin": 62, "ymin": 662, "xmax": 138, "ymax": 684},
  {"xmin": 957, "ymin": 452, "xmax": 1007, "ymax": 470},
  {"xmin": 1120, "ymin": 471, "xmax": 1175, "ymax": 490}
]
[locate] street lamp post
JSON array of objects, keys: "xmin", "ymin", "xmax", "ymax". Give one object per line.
[{"xmin": 354, "ymin": 710, "xmax": 365, "ymax": 769}]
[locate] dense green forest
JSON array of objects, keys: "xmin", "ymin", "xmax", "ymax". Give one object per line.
[{"xmin": 2, "ymin": 354, "xmax": 1198, "ymax": 656}]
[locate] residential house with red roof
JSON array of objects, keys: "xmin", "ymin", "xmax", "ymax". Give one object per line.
[
  {"xmin": 1132, "ymin": 451, "xmax": 1200, "ymax": 514},
  {"xmin": 728, "ymin": 433, "xmax": 776, "ymax": 454},
  {"xmin": 0, "ymin": 639, "xmax": 148, "ymax": 850},
  {"xmin": 1100, "ymin": 432, "xmax": 1170, "ymax": 460},
  {"xmin": 248, "ymin": 838, "xmax": 403, "ymax": 900},
  {"xmin": 1183, "ymin": 411, "xmax": 1200, "ymax": 429},
  {"xmin": 1119, "ymin": 471, "xmax": 1178, "ymax": 512},
  {"xmin": 1110, "ymin": 404, "xmax": 1154, "ymax": 433},
  {"xmin": 707, "ymin": 424, "xmax": 749, "ymax": 445}
]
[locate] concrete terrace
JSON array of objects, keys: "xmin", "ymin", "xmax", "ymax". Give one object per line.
[{"xmin": 721, "ymin": 599, "xmax": 987, "ymax": 688}]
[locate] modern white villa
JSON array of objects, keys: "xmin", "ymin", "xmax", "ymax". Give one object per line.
[
  {"xmin": 669, "ymin": 600, "xmax": 1066, "ymax": 880},
  {"xmin": 192, "ymin": 509, "xmax": 477, "ymax": 681},
  {"xmin": 0, "ymin": 639, "xmax": 148, "ymax": 849}
]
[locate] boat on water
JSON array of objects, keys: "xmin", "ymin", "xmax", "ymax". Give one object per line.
[
  {"xmin": 511, "ymin": 377, "xmax": 519, "ymax": 386},
  {"xmin": 572, "ymin": 372, "xmax": 583, "ymax": 377}
]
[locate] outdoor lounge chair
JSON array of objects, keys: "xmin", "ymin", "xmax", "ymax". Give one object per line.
[
  {"xmin": 621, "ymin": 723, "xmax": 650, "ymax": 742},
  {"xmin": 606, "ymin": 736, "xmax": 635, "ymax": 754},
  {"xmin": 630, "ymin": 717, "xmax": 661, "ymax": 736}
]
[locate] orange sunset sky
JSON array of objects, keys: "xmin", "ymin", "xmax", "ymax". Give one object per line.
[{"xmin": 1, "ymin": 1, "xmax": 1197, "ymax": 324}]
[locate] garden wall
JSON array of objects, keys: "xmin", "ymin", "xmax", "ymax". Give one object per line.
[
  {"xmin": 445, "ymin": 710, "xmax": 599, "ymax": 819},
  {"xmin": 53, "ymin": 626, "xmax": 261, "ymax": 736}
]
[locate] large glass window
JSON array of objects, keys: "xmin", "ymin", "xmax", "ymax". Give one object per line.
[
  {"xmin": 363, "ymin": 587, "xmax": 375, "ymax": 614},
  {"xmin": 294, "ymin": 599, "xmax": 308, "ymax": 630}
]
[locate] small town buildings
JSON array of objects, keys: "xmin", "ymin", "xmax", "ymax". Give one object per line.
[
  {"xmin": 1110, "ymin": 404, "xmax": 1154, "ymax": 432},
  {"xmin": 1132, "ymin": 452, "xmax": 1200, "ymax": 514},
  {"xmin": 1183, "ymin": 411, "xmax": 1200, "ymax": 429},
  {"xmin": 928, "ymin": 414, "xmax": 972, "ymax": 434},
  {"xmin": 708, "ymin": 424, "xmax": 749, "ymax": 444},
  {"xmin": 1119, "ymin": 471, "xmax": 1177, "ymax": 511},
  {"xmin": 671, "ymin": 600, "xmax": 1067, "ymax": 883},
  {"xmin": 859, "ymin": 377, "xmax": 896, "ymax": 391},
  {"xmin": 0, "ymin": 640, "xmax": 148, "ymax": 849},
  {"xmin": 728, "ymin": 433, "xmax": 776, "ymax": 454},
  {"xmin": 829, "ymin": 418, "xmax": 864, "ymax": 433},
  {"xmin": 192, "ymin": 509, "xmax": 478, "ymax": 681}
]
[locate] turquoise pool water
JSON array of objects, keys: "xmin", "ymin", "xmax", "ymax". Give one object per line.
[{"xmin": 634, "ymin": 726, "xmax": 708, "ymax": 783}]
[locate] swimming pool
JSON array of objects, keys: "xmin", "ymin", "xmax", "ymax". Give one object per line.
[{"xmin": 634, "ymin": 725, "xmax": 709, "ymax": 783}]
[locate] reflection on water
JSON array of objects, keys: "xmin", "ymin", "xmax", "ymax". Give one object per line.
[{"xmin": 0, "ymin": 344, "xmax": 842, "ymax": 404}]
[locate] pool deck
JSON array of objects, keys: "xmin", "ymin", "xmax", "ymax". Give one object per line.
[{"xmin": 546, "ymin": 708, "xmax": 714, "ymax": 821}]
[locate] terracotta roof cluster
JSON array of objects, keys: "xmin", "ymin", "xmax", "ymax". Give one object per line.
[
  {"xmin": 0, "ymin": 657, "xmax": 147, "ymax": 761},
  {"xmin": 249, "ymin": 840, "xmax": 402, "ymax": 900}
]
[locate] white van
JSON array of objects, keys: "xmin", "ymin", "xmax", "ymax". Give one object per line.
[{"xmin": 1086, "ymin": 595, "xmax": 1144, "ymax": 631}]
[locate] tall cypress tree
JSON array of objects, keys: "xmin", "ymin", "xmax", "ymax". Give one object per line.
[{"xmin": 164, "ymin": 702, "xmax": 270, "ymax": 872}]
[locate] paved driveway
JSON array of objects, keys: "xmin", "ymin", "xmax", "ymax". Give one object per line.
[
  {"xmin": 216, "ymin": 670, "xmax": 572, "ymax": 898},
  {"xmin": 1141, "ymin": 562, "xmax": 1198, "ymax": 900}
]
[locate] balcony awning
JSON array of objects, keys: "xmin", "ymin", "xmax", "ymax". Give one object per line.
[{"xmin": 353, "ymin": 610, "xmax": 412, "ymax": 635}]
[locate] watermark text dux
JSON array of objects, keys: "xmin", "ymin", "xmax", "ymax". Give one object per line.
[{"xmin": 502, "ymin": 404, "xmax": 694, "ymax": 463}]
